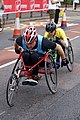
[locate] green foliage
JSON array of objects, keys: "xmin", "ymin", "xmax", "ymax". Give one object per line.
[{"xmin": 62, "ymin": 0, "xmax": 73, "ymax": 5}]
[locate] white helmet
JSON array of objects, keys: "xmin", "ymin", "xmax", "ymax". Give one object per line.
[{"xmin": 23, "ymin": 26, "xmax": 37, "ymax": 44}]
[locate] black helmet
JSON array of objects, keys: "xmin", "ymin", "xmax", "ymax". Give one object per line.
[{"xmin": 45, "ymin": 22, "xmax": 56, "ymax": 33}]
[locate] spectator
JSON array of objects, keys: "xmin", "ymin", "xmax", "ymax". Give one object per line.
[
  {"xmin": 73, "ymin": 0, "xmax": 79, "ymax": 10},
  {"xmin": 47, "ymin": 0, "xmax": 61, "ymax": 24},
  {"xmin": 0, "ymin": 0, "xmax": 4, "ymax": 10},
  {"xmin": 0, "ymin": 0, "xmax": 4, "ymax": 28}
]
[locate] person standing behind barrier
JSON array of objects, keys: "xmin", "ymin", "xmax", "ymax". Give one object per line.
[
  {"xmin": 54, "ymin": 1, "xmax": 61, "ymax": 24},
  {"xmin": 47, "ymin": 0, "xmax": 61, "ymax": 24},
  {"xmin": 73, "ymin": 0, "xmax": 79, "ymax": 10},
  {"xmin": 0, "ymin": 0, "xmax": 4, "ymax": 11},
  {"xmin": 0, "ymin": 0, "xmax": 4, "ymax": 28}
]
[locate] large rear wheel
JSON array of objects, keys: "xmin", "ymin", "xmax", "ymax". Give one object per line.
[
  {"xmin": 65, "ymin": 39, "xmax": 74, "ymax": 72},
  {"xmin": 45, "ymin": 53, "xmax": 57, "ymax": 94}
]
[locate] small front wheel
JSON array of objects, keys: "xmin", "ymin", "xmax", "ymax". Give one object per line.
[{"xmin": 45, "ymin": 53, "xmax": 57, "ymax": 94}]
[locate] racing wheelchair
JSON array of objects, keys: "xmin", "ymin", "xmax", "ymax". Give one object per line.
[
  {"xmin": 53, "ymin": 38, "xmax": 74, "ymax": 72},
  {"xmin": 6, "ymin": 38, "xmax": 74, "ymax": 107},
  {"xmin": 6, "ymin": 49, "xmax": 57, "ymax": 107}
]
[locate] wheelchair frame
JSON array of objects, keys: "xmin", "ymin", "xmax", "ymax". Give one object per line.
[{"xmin": 6, "ymin": 49, "xmax": 57, "ymax": 107}]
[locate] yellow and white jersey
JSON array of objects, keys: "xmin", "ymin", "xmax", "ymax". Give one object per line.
[{"xmin": 44, "ymin": 27, "xmax": 67, "ymax": 41}]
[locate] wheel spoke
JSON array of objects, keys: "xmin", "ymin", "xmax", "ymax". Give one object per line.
[
  {"xmin": 66, "ymin": 39, "xmax": 74, "ymax": 72},
  {"xmin": 8, "ymin": 89, "xmax": 14, "ymax": 105},
  {"xmin": 6, "ymin": 58, "xmax": 22, "ymax": 107},
  {"xmin": 45, "ymin": 54, "xmax": 57, "ymax": 94}
]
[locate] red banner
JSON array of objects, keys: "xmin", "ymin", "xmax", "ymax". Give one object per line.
[{"xmin": 3, "ymin": 0, "xmax": 48, "ymax": 13}]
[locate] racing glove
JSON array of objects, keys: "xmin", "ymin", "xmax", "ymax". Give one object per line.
[{"xmin": 15, "ymin": 48, "xmax": 22, "ymax": 54}]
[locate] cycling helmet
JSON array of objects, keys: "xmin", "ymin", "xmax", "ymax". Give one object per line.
[
  {"xmin": 23, "ymin": 27, "xmax": 37, "ymax": 44},
  {"xmin": 45, "ymin": 22, "xmax": 56, "ymax": 33},
  {"xmin": 28, "ymin": 26, "xmax": 36, "ymax": 32}
]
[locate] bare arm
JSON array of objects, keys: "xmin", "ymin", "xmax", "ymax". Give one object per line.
[
  {"xmin": 60, "ymin": 39, "xmax": 68, "ymax": 47},
  {"xmin": 55, "ymin": 43, "xmax": 65, "ymax": 59}
]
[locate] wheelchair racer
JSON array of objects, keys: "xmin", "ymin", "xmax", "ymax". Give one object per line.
[
  {"xmin": 44, "ymin": 21, "xmax": 68, "ymax": 68},
  {"xmin": 14, "ymin": 26, "xmax": 68, "ymax": 86}
]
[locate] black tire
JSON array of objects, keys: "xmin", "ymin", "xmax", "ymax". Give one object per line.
[
  {"xmin": 6, "ymin": 58, "xmax": 22, "ymax": 107},
  {"xmin": 12, "ymin": 58, "xmax": 22, "ymax": 74},
  {"xmin": 65, "ymin": 39, "xmax": 74, "ymax": 72},
  {"xmin": 0, "ymin": 15, "xmax": 5, "ymax": 32},
  {"xmin": 6, "ymin": 74, "xmax": 18, "ymax": 107},
  {"xmin": 45, "ymin": 53, "xmax": 57, "ymax": 94}
]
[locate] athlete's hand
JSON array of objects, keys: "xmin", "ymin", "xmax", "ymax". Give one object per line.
[
  {"xmin": 15, "ymin": 47, "xmax": 22, "ymax": 54},
  {"xmin": 56, "ymin": 37, "xmax": 61, "ymax": 41}
]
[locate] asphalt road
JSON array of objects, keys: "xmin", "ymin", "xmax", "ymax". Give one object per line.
[
  {"xmin": 0, "ymin": 12, "xmax": 80, "ymax": 120},
  {"xmin": 0, "ymin": 37, "xmax": 80, "ymax": 120}
]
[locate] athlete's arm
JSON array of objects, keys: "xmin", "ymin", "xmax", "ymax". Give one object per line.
[
  {"xmin": 58, "ymin": 28, "xmax": 68, "ymax": 47},
  {"xmin": 44, "ymin": 32, "xmax": 50, "ymax": 38},
  {"xmin": 42, "ymin": 37, "xmax": 56, "ymax": 51},
  {"xmin": 42, "ymin": 37, "xmax": 66, "ymax": 59},
  {"xmin": 14, "ymin": 36, "xmax": 22, "ymax": 54}
]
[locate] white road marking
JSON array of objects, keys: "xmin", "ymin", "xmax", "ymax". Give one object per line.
[
  {"xmin": 0, "ymin": 60, "xmax": 17, "ymax": 69},
  {"xmin": 57, "ymin": 23, "xmax": 78, "ymax": 27},
  {"xmin": 4, "ymin": 46, "xmax": 13, "ymax": 49},
  {"xmin": 71, "ymin": 36, "xmax": 80, "ymax": 40},
  {"xmin": 0, "ymin": 111, "xmax": 5, "ymax": 116},
  {"xmin": 67, "ymin": 23, "xmax": 78, "ymax": 27},
  {"xmin": 8, "ymin": 49, "xmax": 15, "ymax": 52}
]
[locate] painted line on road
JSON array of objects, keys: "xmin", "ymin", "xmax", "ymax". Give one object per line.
[
  {"xmin": 0, "ymin": 36, "xmax": 80, "ymax": 69},
  {"xmin": 4, "ymin": 46, "xmax": 13, "ymax": 49},
  {"xmin": 8, "ymin": 49, "xmax": 15, "ymax": 52},
  {"xmin": 0, "ymin": 111, "xmax": 6, "ymax": 116},
  {"xmin": 71, "ymin": 36, "xmax": 80, "ymax": 40},
  {"xmin": 0, "ymin": 60, "xmax": 17, "ymax": 69},
  {"xmin": 71, "ymin": 30, "xmax": 80, "ymax": 33}
]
